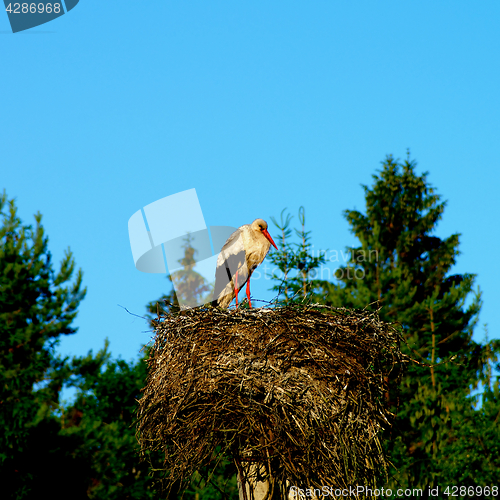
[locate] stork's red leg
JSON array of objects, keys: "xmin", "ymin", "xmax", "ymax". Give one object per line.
[
  {"xmin": 234, "ymin": 271, "xmax": 239, "ymax": 308},
  {"xmin": 246, "ymin": 278, "xmax": 252, "ymax": 309}
]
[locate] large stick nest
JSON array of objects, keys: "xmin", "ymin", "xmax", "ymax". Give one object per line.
[{"xmin": 137, "ymin": 304, "xmax": 408, "ymax": 496}]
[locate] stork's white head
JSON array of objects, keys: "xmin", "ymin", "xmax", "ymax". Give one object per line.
[{"xmin": 251, "ymin": 219, "xmax": 278, "ymax": 250}]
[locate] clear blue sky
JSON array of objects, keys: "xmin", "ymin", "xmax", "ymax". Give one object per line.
[{"xmin": 2, "ymin": 1, "xmax": 499, "ymax": 366}]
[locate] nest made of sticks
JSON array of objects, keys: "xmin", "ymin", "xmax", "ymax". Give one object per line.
[{"xmin": 137, "ymin": 304, "xmax": 408, "ymax": 496}]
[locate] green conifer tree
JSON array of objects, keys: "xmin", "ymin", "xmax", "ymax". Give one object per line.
[
  {"xmin": 269, "ymin": 207, "xmax": 325, "ymax": 304},
  {"xmin": 147, "ymin": 233, "xmax": 213, "ymax": 318},
  {"xmin": 170, "ymin": 233, "xmax": 213, "ymax": 309},
  {"xmin": 57, "ymin": 345, "xmax": 162, "ymax": 499},
  {"xmin": 0, "ymin": 190, "xmax": 86, "ymax": 494},
  {"xmin": 315, "ymin": 155, "xmax": 500, "ymax": 489}
]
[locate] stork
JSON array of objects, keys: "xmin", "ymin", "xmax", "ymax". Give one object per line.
[{"xmin": 212, "ymin": 219, "xmax": 278, "ymax": 308}]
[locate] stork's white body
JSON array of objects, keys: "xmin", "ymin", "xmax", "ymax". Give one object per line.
[{"xmin": 212, "ymin": 219, "xmax": 277, "ymax": 308}]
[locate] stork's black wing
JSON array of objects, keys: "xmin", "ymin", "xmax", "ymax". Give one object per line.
[{"xmin": 211, "ymin": 229, "xmax": 249, "ymax": 307}]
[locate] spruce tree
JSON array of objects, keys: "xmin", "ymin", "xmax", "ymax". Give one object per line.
[
  {"xmin": 169, "ymin": 233, "xmax": 213, "ymax": 309},
  {"xmin": 269, "ymin": 207, "xmax": 325, "ymax": 305},
  {"xmin": 315, "ymin": 155, "xmax": 500, "ymax": 489},
  {"xmin": 0, "ymin": 190, "xmax": 86, "ymax": 493},
  {"xmin": 56, "ymin": 345, "xmax": 162, "ymax": 499},
  {"xmin": 147, "ymin": 233, "xmax": 213, "ymax": 318}
]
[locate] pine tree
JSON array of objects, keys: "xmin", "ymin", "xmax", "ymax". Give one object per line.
[
  {"xmin": 147, "ymin": 233, "xmax": 213, "ymax": 318},
  {"xmin": 436, "ymin": 327, "xmax": 500, "ymax": 486},
  {"xmin": 269, "ymin": 207, "xmax": 325, "ymax": 304},
  {"xmin": 57, "ymin": 345, "xmax": 162, "ymax": 500},
  {"xmin": 269, "ymin": 209, "xmax": 294, "ymax": 303},
  {"xmin": 170, "ymin": 233, "xmax": 213, "ymax": 309},
  {"xmin": 314, "ymin": 155, "xmax": 500, "ymax": 489},
  {"xmin": 0, "ymin": 190, "xmax": 86, "ymax": 494}
]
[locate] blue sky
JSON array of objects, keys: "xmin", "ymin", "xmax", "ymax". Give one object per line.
[{"xmin": 1, "ymin": 1, "xmax": 499, "ymax": 366}]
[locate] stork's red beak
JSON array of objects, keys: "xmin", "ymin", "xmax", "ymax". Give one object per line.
[{"xmin": 262, "ymin": 229, "xmax": 278, "ymax": 250}]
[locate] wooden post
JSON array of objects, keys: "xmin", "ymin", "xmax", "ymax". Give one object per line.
[
  {"xmin": 236, "ymin": 450, "xmax": 277, "ymax": 500},
  {"xmin": 237, "ymin": 462, "xmax": 272, "ymax": 500}
]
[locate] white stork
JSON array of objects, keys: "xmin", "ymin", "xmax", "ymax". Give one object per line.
[{"xmin": 212, "ymin": 219, "xmax": 278, "ymax": 308}]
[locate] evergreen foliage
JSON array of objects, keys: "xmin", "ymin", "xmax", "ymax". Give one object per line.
[
  {"xmin": 169, "ymin": 233, "xmax": 212, "ymax": 309},
  {"xmin": 310, "ymin": 155, "xmax": 500, "ymax": 489},
  {"xmin": 268, "ymin": 207, "xmax": 325, "ymax": 304},
  {"xmin": 0, "ymin": 190, "xmax": 86, "ymax": 493},
  {"xmin": 0, "ymin": 191, "xmax": 161, "ymax": 499},
  {"xmin": 57, "ymin": 344, "xmax": 161, "ymax": 499},
  {"xmin": 147, "ymin": 233, "xmax": 213, "ymax": 317}
]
